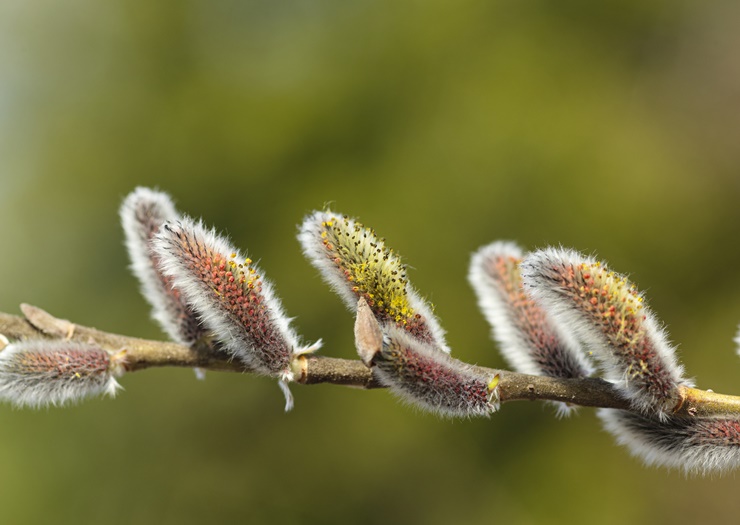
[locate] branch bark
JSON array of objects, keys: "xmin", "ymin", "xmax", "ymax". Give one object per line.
[{"xmin": 1, "ymin": 305, "xmax": 739, "ymax": 418}]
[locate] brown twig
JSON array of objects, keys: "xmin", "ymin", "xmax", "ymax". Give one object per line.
[{"xmin": 1, "ymin": 305, "xmax": 738, "ymax": 418}]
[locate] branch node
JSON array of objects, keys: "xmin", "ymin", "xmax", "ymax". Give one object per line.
[
  {"xmin": 292, "ymin": 355, "xmax": 308, "ymax": 384},
  {"xmin": 673, "ymin": 385, "xmax": 688, "ymax": 415}
]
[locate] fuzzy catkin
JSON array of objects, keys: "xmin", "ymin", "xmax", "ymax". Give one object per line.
[
  {"xmin": 298, "ymin": 210, "xmax": 449, "ymax": 352},
  {"xmin": 521, "ymin": 248, "xmax": 687, "ymax": 418},
  {"xmin": 372, "ymin": 326, "xmax": 498, "ymax": 418},
  {"xmin": 0, "ymin": 341, "xmax": 123, "ymax": 408},
  {"xmin": 469, "ymin": 242, "xmax": 592, "ymax": 416},
  {"xmin": 153, "ymin": 217, "xmax": 310, "ymax": 378},
  {"xmin": 469, "ymin": 241, "xmax": 591, "ymax": 379},
  {"xmin": 599, "ymin": 409, "xmax": 740, "ymax": 475},
  {"xmin": 120, "ymin": 187, "xmax": 207, "ymax": 346}
]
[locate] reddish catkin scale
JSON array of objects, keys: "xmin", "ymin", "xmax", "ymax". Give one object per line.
[
  {"xmin": 0, "ymin": 341, "xmax": 125, "ymax": 408},
  {"xmin": 520, "ymin": 248, "xmax": 687, "ymax": 418}
]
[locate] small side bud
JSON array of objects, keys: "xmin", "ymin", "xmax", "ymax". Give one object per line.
[
  {"xmin": 354, "ymin": 297, "xmax": 383, "ymax": 367},
  {"xmin": 298, "ymin": 210, "xmax": 449, "ymax": 352},
  {"xmin": 372, "ymin": 326, "xmax": 499, "ymax": 418},
  {"xmin": 599, "ymin": 408, "xmax": 740, "ymax": 475},
  {"xmin": 521, "ymin": 248, "xmax": 688, "ymax": 418},
  {"xmin": 0, "ymin": 341, "xmax": 125, "ymax": 408},
  {"xmin": 20, "ymin": 304, "xmax": 76, "ymax": 339}
]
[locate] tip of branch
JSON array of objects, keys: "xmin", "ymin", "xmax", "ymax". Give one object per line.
[{"xmin": 354, "ymin": 297, "xmax": 383, "ymax": 367}]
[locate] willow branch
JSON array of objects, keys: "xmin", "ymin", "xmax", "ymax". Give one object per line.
[{"xmin": 1, "ymin": 305, "xmax": 738, "ymax": 418}]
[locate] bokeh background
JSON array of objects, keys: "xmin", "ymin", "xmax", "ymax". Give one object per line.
[{"xmin": 2, "ymin": 1, "xmax": 740, "ymax": 523}]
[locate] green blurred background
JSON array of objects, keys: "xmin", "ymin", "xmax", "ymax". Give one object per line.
[{"xmin": 1, "ymin": 1, "xmax": 740, "ymax": 523}]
